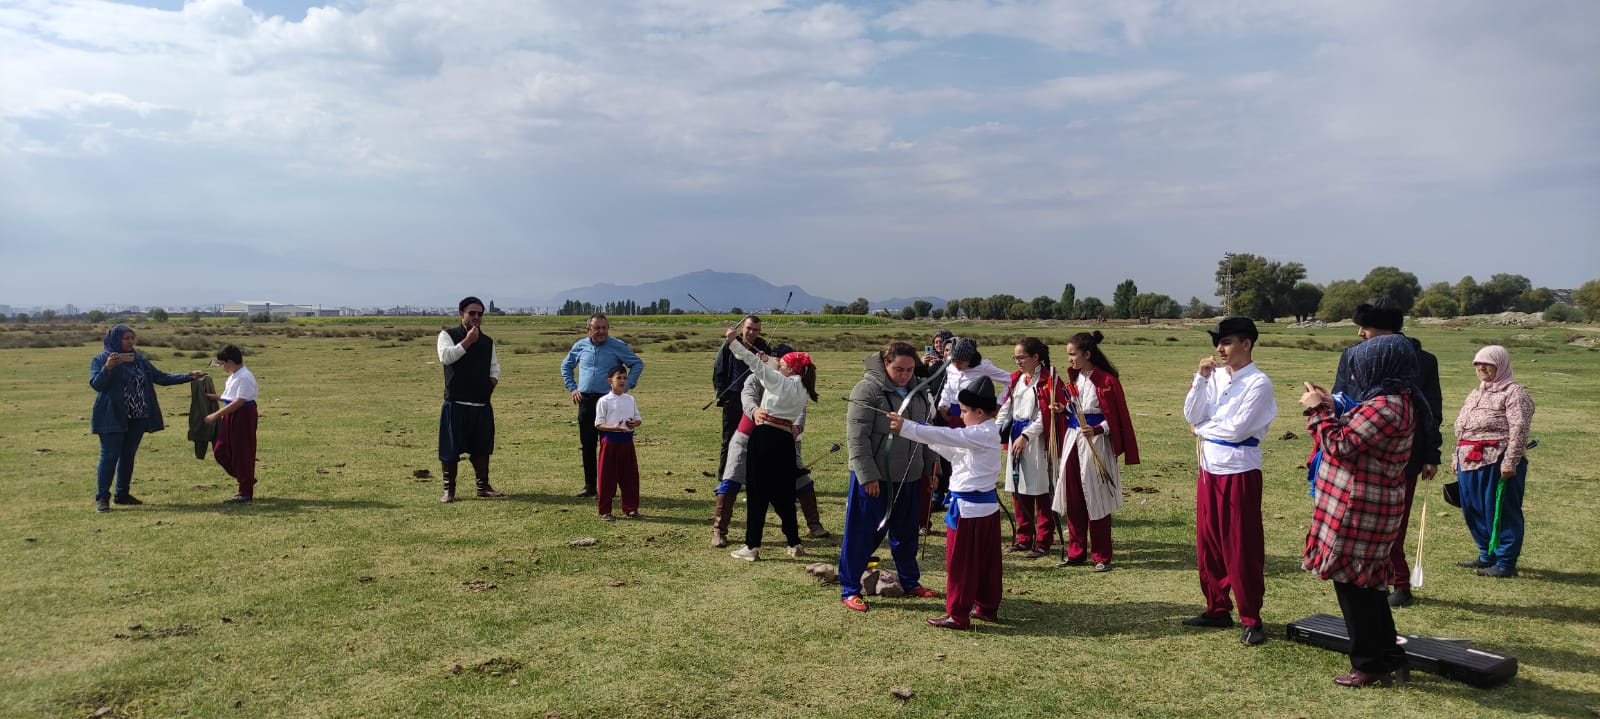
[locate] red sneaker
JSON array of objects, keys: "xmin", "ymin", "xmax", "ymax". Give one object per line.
[
  {"xmin": 842, "ymin": 595, "xmax": 869, "ymax": 612},
  {"xmin": 906, "ymin": 586, "xmax": 940, "ymax": 599}
]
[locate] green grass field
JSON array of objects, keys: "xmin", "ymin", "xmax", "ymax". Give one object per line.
[{"xmin": 2, "ymin": 317, "xmax": 1597, "ymax": 718}]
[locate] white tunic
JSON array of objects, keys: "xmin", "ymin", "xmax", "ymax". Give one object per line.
[
  {"xmin": 1181, "ymin": 362, "xmax": 1276, "ymax": 475},
  {"xmin": 1053, "ymin": 370, "xmax": 1122, "ymax": 521},
  {"xmin": 997, "ymin": 369, "xmax": 1052, "ymax": 496},
  {"xmin": 897, "ymin": 419, "xmax": 1001, "ymax": 520},
  {"xmin": 936, "ymin": 360, "xmax": 1012, "ymax": 417}
]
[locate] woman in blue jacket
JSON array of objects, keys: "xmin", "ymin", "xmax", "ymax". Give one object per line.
[{"xmin": 89, "ymin": 324, "xmax": 205, "ymax": 512}]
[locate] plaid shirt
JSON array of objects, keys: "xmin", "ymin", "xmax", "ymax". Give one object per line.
[{"xmin": 1302, "ymin": 393, "xmax": 1415, "ymax": 588}]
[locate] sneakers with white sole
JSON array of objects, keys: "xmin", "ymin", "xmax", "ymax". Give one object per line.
[
  {"xmin": 730, "ymin": 546, "xmax": 760, "ymax": 562},
  {"xmin": 786, "ymin": 544, "xmax": 805, "ymax": 558}
]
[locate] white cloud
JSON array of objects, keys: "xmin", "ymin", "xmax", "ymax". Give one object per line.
[{"xmin": 0, "ymin": 0, "xmax": 1595, "ymax": 306}]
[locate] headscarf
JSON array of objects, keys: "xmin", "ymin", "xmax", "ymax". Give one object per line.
[
  {"xmin": 1472, "ymin": 345, "xmax": 1516, "ymax": 391},
  {"xmin": 949, "ymin": 337, "xmax": 979, "ymax": 365},
  {"xmin": 932, "ymin": 329, "xmax": 953, "ymax": 343},
  {"xmin": 780, "ymin": 351, "xmax": 813, "ymax": 374},
  {"xmin": 1345, "ymin": 333, "xmax": 1429, "ymax": 421},
  {"xmin": 102, "ymin": 324, "xmax": 134, "ymax": 355}
]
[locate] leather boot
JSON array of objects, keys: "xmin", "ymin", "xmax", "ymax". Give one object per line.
[
  {"xmin": 797, "ymin": 486, "xmax": 830, "ymax": 538},
  {"xmin": 471, "ymin": 456, "xmax": 505, "ymax": 498},
  {"xmin": 440, "ymin": 462, "xmax": 457, "ymax": 504},
  {"xmin": 712, "ymin": 491, "xmax": 736, "ymax": 548}
]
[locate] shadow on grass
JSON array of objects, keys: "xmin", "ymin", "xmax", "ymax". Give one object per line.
[
  {"xmin": 158, "ymin": 497, "xmax": 403, "ymax": 514},
  {"xmin": 1523, "ymin": 568, "xmax": 1600, "ymax": 588},
  {"xmin": 1421, "ymin": 597, "xmax": 1600, "ymax": 626},
  {"xmin": 1425, "ymin": 675, "xmax": 1600, "ymax": 718}
]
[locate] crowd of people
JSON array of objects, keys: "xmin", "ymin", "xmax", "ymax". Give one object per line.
[{"xmin": 85, "ymin": 296, "xmax": 1538, "ymax": 688}]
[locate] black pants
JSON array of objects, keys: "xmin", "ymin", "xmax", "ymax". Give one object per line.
[
  {"xmin": 1334, "ymin": 581, "xmax": 1408, "ymax": 674},
  {"xmin": 578, "ymin": 393, "xmax": 604, "ymax": 492},
  {"xmin": 744, "ymin": 424, "xmax": 801, "ymax": 549},
  {"xmin": 716, "ymin": 398, "xmax": 742, "ymax": 479}
]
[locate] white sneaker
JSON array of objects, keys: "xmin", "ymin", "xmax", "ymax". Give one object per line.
[
  {"xmin": 787, "ymin": 544, "xmax": 805, "ymax": 558},
  {"xmin": 730, "ymin": 546, "xmax": 760, "ymax": 562}
]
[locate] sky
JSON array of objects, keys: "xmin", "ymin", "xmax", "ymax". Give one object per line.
[{"xmin": 2, "ymin": 0, "xmax": 1597, "ymax": 308}]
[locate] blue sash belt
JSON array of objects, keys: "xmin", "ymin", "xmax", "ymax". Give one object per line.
[
  {"xmin": 1008, "ymin": 419, "xmax": 1032, "ymax": 442},
  {"xmin": 1205, "ymin": 436, "xmax": 1260, "ymax": 448},
  {"xmin": 220, "ymin": 399, "xmax": 256, "ymax": 407},
  {"xmin": 948, "ymin": 403, "xmax": 962, "ymax": 418},
  {"xmin": 1066, "ymin": 412, "xmax": 1105, "ymax": 429},
  {"xmin": 601, "ymin": 431, "xmax": 634, "ymax": 443},
  {"xmin": 945, "ymin": 489, "xmax": 999, "ymax": 530}
]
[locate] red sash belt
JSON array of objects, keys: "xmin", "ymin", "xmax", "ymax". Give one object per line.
[{"xmin": 1457, "ymin": 439, "xmax": 1498, "ymax": 462}]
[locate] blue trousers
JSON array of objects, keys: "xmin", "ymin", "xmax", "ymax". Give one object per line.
[
  {"xmin": 1458, "ymin": 459, "xmax": 1526, "ymax": 569},
  {"xmin": 837, "ymin": 472, "xmax": 923, "ymax": 599},
  {"xmin": 95, "ymin": 418, "xmax": 148, "ymax": 501}
]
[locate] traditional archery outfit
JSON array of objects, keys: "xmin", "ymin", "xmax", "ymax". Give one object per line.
[
  {"xmin": 935, "ymin": 360, "xmax": 1012, "ymax": 429},
  {"xmin": 1182, "ymin": 352, "xmax": 1276, "ymax": 631},
  {"xmin": 727, "ymin": 338, "xmax": 811, "ymax": 553},
  {"xmin": 1053, "ymin": 366, "xmax": 1140, "ymax": 565},
  {"xmin": 997, "ymin": 366, "xmax": 1066, "ymax": 553},
  {"xmin": 437, "ymin": 323, "xmax": 502, "ymax": 499},
  {"xmin": 898, "ymin": 417, "xmax": 1003, "ymax": 628},
  {"xmin": 713, "ymin": 334, "xmax": 772, "ymax": 479},
  {"xmin": 712, "ymin": 377, "xmax": 826, "ymax": 544},
  {"xmin": 214, "ymin": 364, "xmax": 260, "ymax": 499},
  {"xmin": 594, "ymin": 389, "xmax": 642, "ymax": 518},
  {"xmin": 1452, "ymin": 345, "xmax": 1534, "ymax": 576}
]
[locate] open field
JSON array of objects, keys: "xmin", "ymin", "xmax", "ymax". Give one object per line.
[{"xmin": 2, "ymin": 316, "xmax": 1597, "ymax": 718}]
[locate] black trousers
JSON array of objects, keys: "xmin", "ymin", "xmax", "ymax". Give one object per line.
[
  {"xmin": 744, "ymin": 424, "xmax": 801, "ymax": 549},
  {"xmin": 716, "ymin": 398, "xmax": 742, "ymax": 479},
  {"xmin": 1334, "ymin": 581, "xmax": 1408, "ymax": 674},
  {"xmin": 578, "ymin": 392, "xmax": 604, "ymax": 492}
]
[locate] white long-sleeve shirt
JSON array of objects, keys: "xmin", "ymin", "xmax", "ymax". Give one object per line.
[
  {"xmin": 937, "ymin": 359, "xmax": 1012, "ymax": 414},
  {"xmin": 595, "ymin": 392, "xmax": 641, "ymax": 429},
  {"xmin": 436, "ymin": 330, "xmax": 501, "ymax": 407},
  {"xmin": 898, "ymin": 419, "xmax": 1001, "ymax": 519},
  {"xmin": 1182, "ymin": 362, "xmax": 1276, "ymax": 475},
  {"xmin": 727, "ymin": 339, "xmax": 808, "ymax": 422}
]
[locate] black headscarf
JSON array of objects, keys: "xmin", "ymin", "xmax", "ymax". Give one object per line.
[{"xmin": 1345, "ymin": 333, "xmax": 1430, "ymax": 421}]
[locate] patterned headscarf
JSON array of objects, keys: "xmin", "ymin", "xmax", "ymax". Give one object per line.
[
  {"xmin": 780, "ymin": 351, "xmax": 813, "ymax": 374},
  {"xmin": 1346, "ymin": 333, "xmax": 1429, "ymax": 421},
  {"xmin": 102, "ymin": 324, "xmax": 134, "ymax": 354},
  {"xmin": 949, "ymin": 337, "xmax": 979, "ymax": 365},
  {"xmin": 1472, "ymin": 345, "xmax": 1516, "ymax": 391}
]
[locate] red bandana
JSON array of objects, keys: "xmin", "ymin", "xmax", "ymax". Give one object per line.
[{"xmin": 781, "ymin": 351, "xmax": 813, "ymax": 373}]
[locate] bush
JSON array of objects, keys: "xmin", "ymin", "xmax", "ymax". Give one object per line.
[{"xmin": 1544, "ymin": 303, "xmax": 1580, "ymax": 323}]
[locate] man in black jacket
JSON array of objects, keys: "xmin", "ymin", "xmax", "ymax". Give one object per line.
[
  {"xmin": 1333, "ymin": 297, "xmax": 1442, "ymax": 607},
  {"xmin": 712, "ymin": 315, "xmax": 771, "ymax": 479},
  {"xmin": 435, "ymin": 296, "xmax": 506, "ymax": 503}
]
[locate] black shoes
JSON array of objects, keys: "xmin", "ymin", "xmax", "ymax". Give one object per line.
[
  {"xmin": 96, "ymin": 499, "xmax": 110, "ymax": 513},
  {"xmin": 1388, "ymin": 588, "xmax": 1414, "ymax": 608},
  {"xmin": 574, "ymin": 488, "xmax": 597, "ymax": 498},
  {"xmin": 1477, "ymin": 565, "xmax": 1517, "ymax": 578},
  {"xmin": 1182, "ymin": 613, "xmax": 1234, "ymax": 629},
  {"xmin": 112, "ymin": 494, "xmax": 143, "ymax": 505},
  {"xmin": 1240, "ymin": 624, "xmax": 1266, "ymax": 646},
  {"xmin": 223, "ymin": 495, "xmax": 253, "ymax": 504},
  {"xmin": 1457, "ymin": 558, "xmax": 1491, "ymax": 568}
]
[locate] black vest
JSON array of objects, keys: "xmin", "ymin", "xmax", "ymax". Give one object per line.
[{"xmin": 443, "ymin": 325, "xmax": 494, "ymax": 403}]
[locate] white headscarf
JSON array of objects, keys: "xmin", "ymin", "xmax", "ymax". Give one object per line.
[{"xmin": 1472, "ymin": 345, "xmax": 1516, "ymax": 391}]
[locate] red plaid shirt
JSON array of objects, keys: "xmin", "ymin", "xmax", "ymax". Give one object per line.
[{"xmin": 1302, "ymin": 392, "xmax": 1415, "ymax": 588}]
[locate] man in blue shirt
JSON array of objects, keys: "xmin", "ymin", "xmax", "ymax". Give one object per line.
[{"xmin": 561, "ymin": 313, "xmax": 644, "ymax": 497}]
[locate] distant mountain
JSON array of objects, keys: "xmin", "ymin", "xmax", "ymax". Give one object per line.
[
  {"xmin": 543, "ymin": 270, "xmax": 839, "ymax": 314},
  {"xmin": 537, "ymin": 270, "xmax": 944, "ymax": 315}
]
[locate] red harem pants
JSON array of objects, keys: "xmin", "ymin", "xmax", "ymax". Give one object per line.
[
  {"xmin": 1011, "ymin": 492, "xmax": 1055, "ymax": 551},
  {"xmin": 1387, "ymin": 465, "xmax": 1422, "ymax": 589},
  {"xmin": 214, "ymin": 402, "xmax": 258, "ymax": 496},
  {"xmin": 1061, "ymin": 448, "xmax": 1112, "ymax": 563},
  {"xmin": 1195, "ymin": 468, "xmax": 1264, "ymax": 627},
  {"xmin": 945, "ymin": 510, "xmax": 1002, "ymax": 626},
  {"xmin": 597, "ymin": 433, "xmax": 639, "ymax": 516}
]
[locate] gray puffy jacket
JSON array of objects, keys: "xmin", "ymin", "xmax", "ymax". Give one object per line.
[{"xmin": 847, "ymin": 352, "xmax": 937, "ymax": 485}]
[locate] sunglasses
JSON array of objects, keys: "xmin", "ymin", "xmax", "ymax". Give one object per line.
[{"xmin": 465, "ymin": 311, "xmax": 484, "ymax": 317}]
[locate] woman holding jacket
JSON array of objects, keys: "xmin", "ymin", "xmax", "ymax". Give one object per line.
[{"xmin": 89, "ymin": 324, "xmax": 205, "ymax": 512}]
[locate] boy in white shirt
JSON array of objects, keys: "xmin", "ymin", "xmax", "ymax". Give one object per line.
[
  {"xmin": 891, "ymin": 377, "xmax": 1004, "ymax": 630},
  {"xmin": 1181, "ymin": 317, "xmax": 1277, "ymax": 646},
  {"xmin": 204, "ymin": 344, "xmax": 259, "ymax": 503},
  {"xmin": 594, "ymin": 365, "xmax": 643, "ymax": 521}
]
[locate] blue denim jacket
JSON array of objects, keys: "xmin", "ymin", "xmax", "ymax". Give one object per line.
[{"xmin": 89, "ymin": 352, "xmax": 192, "ymax": 434}]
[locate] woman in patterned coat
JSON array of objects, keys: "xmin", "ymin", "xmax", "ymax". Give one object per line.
[
  {"xmin": 1298, "ymin": 333, "xmax": 1426, "ymax": 688},
  {"xmin": 1451, "ymin": 345, "xmax": 1535, "ymax": 578}
]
